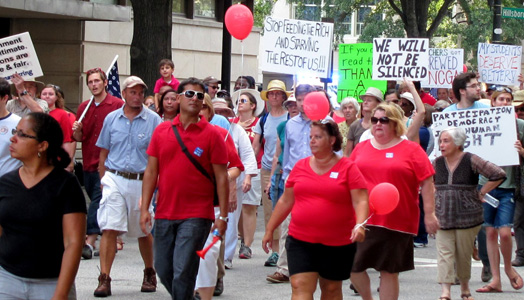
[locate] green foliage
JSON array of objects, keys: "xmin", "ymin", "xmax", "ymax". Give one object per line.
[{"xmin": 254, "ymin": 0, "xmax": 277, "ymax": 29}]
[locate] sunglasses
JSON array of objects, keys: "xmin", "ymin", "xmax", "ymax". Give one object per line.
[
  {"xmin": 237, "ymin": 98, "xmax": 250, "ymax": 104},
  {"xmin": 217, "ymin": 91, "xmax": 230, "ymax": 98},
  {"xmin": 435, "ymin": 107, "xmax": 445, "ymax": 112},
  {"xmin": 495, "ymin": 86, "xmax": 512, "ymax": 93},
  {"xmin": 12, "ymin": 128, "xmax": 38, "ymax": 140},
  {"xmin": 208, "ymin": 85, "xmax": 219, "ymax": 90},
  {"xmin": 183, "ymin": 90, "xmax": 205, "ymax": 100},
  {"xmin": 370, "ymin": 116, "xmax": 391, "ymax": 125}
]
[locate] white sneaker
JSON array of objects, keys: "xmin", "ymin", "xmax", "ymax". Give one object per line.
[{"xmin": 224, "ymin": 259, "xmax": 233, "ymax": 269}]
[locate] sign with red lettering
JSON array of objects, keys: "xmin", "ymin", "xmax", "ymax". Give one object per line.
[
  {"xmin": 0, "ymin": 32, "xmax": 43, "ymax": 82},
  {"xmin": 477, "ymin": 42, "xmax": 522, "ymax": 86},
  {"xmin": 372, "ymin": 38, "xmax": 429, "ymax": 81},
  {"xmin": 421, "ymin": 48, "xmax": 463, "ymax": 88}
]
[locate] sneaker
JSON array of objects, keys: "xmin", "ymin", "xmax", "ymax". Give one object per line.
[
  {"xmin": 141, "ymin": 267, "xmax": 157, "ymax": 293},
  {"xmin": 481, "ymin": 265, "xmax": 492, "ymax": 282},
  {"xmin": 225, "ymin": 259, "xmax": 233, "ymax": 269},
  {"xmin": 264, "ymin": 252, "xmax": 279, "ymax": 267},
  {"xmin": 82, "ymin": 244, "xmax": 93, "ymax": 260},
  {"xmin": 266, "ymin": 271, "xmax": 289, "ymax": 283},
  {"xmin": 239, "ymin": 245, "xmax": 252, "ymax": 259},
  {"xmin": 94, "ymin": 273, "xmax": 111, "ymax": 297},
  {"xmin": 512, "ymin": 257, "xmax": 524, "ymax": 267},
  {"xmin": 413, "ymin": 242, "xmax": 427, "ymax": 248}
]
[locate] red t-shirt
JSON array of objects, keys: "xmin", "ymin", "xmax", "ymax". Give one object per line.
[
  {"xmin": 285, "ymin": 157, "xmax": 368, "ymax": 246},
  {"xmin": 147, "ymin": 115, "xmax": 228, "ymax": 220},
  {"xmin": 215, "ymin": 126, "xmax": 244, "ymax": 173},
  {"xmin": 153, "ymin": 75, "xmax": 180, "ymax": 94},
  {"xmin": 420, "ymin": 90, "xmax": 437, "ymax": 106},
  {"xmin": 349, "ymin": 139, "xmax": 434, "ymax": 235},
  {"xmin": 232, "ymin": 116, "xmax": 262, "ymax": 168},
  {"xmin": 76, "ymin": 94, "xmax": 124, "ymax": 172},
  {"xmin": 49, "ymin": 108, "xmax": 73, "ymax": 143}
]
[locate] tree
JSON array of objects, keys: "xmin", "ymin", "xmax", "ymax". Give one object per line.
[
  {"xmin": 254, "ymin": 0, "xmax": 277, "ymax": 28},
  {"xmin": 129, "ymin": 0, "xmax": 173, "ymax": 92}
]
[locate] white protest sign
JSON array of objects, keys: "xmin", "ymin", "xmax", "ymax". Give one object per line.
[
  {"xmin": 432, "ymin": 107, "xmax": 519, "ymax": 166},
  {"xmin": 372, "ymin": 38, "xmax": 429, "ymax": 81},
  {"xmin": 421, "ymin": 48, "xmax": 464, "ymax": 88},
  {"xmin": 260, "ymin": 17, "xmax": 333, "ymax": 78},
  {"xmin": 478, "ymin": 42, "xmax": 522, "ymax": 86},
  {"xmin": 0, "ymin": 32, "xmax": 43, "ymax": 81}
]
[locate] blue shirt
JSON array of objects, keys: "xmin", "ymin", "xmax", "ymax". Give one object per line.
[
  {"xmin": 96, "ymin": 105, "xmax": 162, "ymax": 173},
  {"xmin": 282, "ymin": 113, "xmax": 312, "ymax": 180},
  {"xmin": 210, "ymin": 114, "xmax": 230, "ymax": 131},
  {"xmin": 443, "ymin": 101, "xmax": 489, "ymax": 112}
]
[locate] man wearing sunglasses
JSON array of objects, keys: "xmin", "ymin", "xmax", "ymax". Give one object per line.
[
  {"xmin": 93, "ymin": 76, "xmax": 162, "ymax": 297},
  {"xmin": 73, "ymin": 67, "xmax": 124, "ymax": 260},
  {"xmin": 140, "ymin": 77, "xmax": 229, "ymax": 300},
  {"xmin": 203, "ymin": 76, "xmax": 221, "ymax": 99},
  {"xmin": 0, "ymin": 77, "xmax": 22, "ymax": 177}
]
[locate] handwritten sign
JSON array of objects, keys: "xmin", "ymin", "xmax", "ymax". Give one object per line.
[
  {"xmin": 337, "ymin": 43, "xmax": 386, "ymax": 102},
  {"xmin": 0, "ymin": 32, "xmax": 43, "ymax": 81},
  {"xmin": 372, "ymin": 38, "xmax": 429, "ymax": 81},
  {"xmin": 421, "ymin": 48, "xmax": 464, "ymax": 88},
  {"xmin": 478, "ymin": 42, "xmax": 522, "ymax": 86},
  {"xmin": 432, "ymin": 107, "xmax": 519, "ymax": 166},
  {"xmin": 260, "ymin": 17, "xmax": 333, "ymax": 78}
]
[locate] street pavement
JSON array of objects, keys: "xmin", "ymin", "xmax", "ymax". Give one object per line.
[{"xmin": 76, "ymin": 206, "xmax": 523, "ymax": 299}]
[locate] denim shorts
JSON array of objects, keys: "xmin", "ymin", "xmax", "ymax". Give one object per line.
[{"xmin": 483, "ymin": 187, "xmax": 515, "ymax": 228}]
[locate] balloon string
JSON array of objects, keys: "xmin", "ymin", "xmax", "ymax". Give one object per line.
[{"xmin": 353, "ymin": 214, "xmax": 373, "ymax": 232}]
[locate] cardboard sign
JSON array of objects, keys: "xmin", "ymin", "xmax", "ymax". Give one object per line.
[
  {"xmin": 0, "ymin": 32, "xmax": 43, "ymax": 81},
  {"xmin": 421, "ymin": 48, "xmax": 464, "ymax": 88},
  {"xmin": 372, "ymin": 38, "xmax": 429, "ymax": 81},
  {"xmin": 260, "ymin": 17, "xmax": 333, "ymax": 78},
  {"xmin": 337, "ymin": 43, "xmax": 386, "ymax": 102},
  {"xmin": 432, "ymin": 107, "xmax": 519, "ymax": 166},
  {"xmin": 478, "ymin": 42, "xmax": 522, "ymax": 86}
]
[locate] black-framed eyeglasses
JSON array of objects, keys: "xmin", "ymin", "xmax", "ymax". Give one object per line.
[
  {"xmin": 371, "ymin": 116, "xmax": 391, "ymax": 125},
  {"xmin": 495, "ymin": 86, "xmax": 512, "ymax": 93},
  {"xmin": 435, "ymin": 107, "xmax": 445, "ymax": 112},
  {"xmin": 12, "ymin": 128, "xmax": 38, "ymax": 140},
  {"xmin": 208, "ymin": 85, "xmax": 219, "ymax": 90},
  {"xmin": 183, "ymin": 90, "xmax": 205, "ymax": 101}
]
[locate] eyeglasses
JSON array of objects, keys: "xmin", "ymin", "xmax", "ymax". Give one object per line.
[
  {"xmin": 237, "ymin": 98, "xmax": 249, "ymax": 104},
  {"xmin": 208, "ymin": 85, "xmax": 219, "ymax": 90},
  {"xmin": 495, "ymin": 86, "xmax": 512, "ymax": 93},
  {"xmin": 217, "ymin": 91, "xmax": 230, "ymax": 98},
  {"xmin": 370, "ymin": 116, "xmax": 391, "ymax": 125},
  {"xmin": 12, "ymin": 129, "xmax": 38, "ymax": 140},
  {"xmin": 465, "ymin": 83, "xmax": 481, "ymax": 89},
  {"xmin": 435, "ymin": 107, "xmax": 445, "ymax": 112},
  {"xmin": 182, "ymin": 90, "xmax": 205, "ymax": 100}
]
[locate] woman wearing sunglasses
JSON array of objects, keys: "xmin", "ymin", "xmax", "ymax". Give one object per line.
[
  {"xmin": 349, "ymin": 103, "xmax": 439, "ymax": 300},
  {"xmin": 475, "ymin": 89, "xmax": 524, "ymax": 293},
  {"xmin": 0, "ymin": 112, "xmax": 86, "ymax": 299}
]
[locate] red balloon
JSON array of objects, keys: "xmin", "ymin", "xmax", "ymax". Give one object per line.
[
  {"xmin": 369, "ymin": 182, "xmax": 399, "ymax": 215},
  {"xmin": 225, "ymin": 4, "xmax": 254, "ymax": 41},
  {"xmin": 463, "ymin": 64, "xmax": 468, "ymax": 73},
  {"xmin": 303, "ymin": 92, "xmax": 330, "ymax": 121}
]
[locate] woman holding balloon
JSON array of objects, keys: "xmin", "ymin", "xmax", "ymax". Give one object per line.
[
  {"xmin": 349, "ymin": 103, "xmax": 439, "ymax": 300},
  {"xmin": 434, "ymin": 127, "xmax": 506, "ymax": 300},
  {"xmin": 262, "ymin": 119, "xmax": 369, "ymax": 299}
]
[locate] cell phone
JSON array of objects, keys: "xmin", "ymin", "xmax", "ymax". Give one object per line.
[{"xmin": 483, "ymin": 193, "xmax": 500, "ymax": 208}]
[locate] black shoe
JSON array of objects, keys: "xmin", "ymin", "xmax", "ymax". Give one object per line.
[
  {"xmin": 512, "ymin": 257, "xmax": 524, "ymax": 267},
  {"xmin": 82, "ymin": 244, "xmax": 93, "ymax": 260},
  {"xmin": 213, "ymin": 278, "xmax": 223, "ymax": 296},
  {"xmin": 481, "ymin": 265, "xmax": 492, "ymax": 282}
]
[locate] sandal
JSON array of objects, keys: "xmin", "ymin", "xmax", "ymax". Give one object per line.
[
  {"xmin": 475, "ymin": 285, "xmax": 502, "ymax": 293},
  {"xmin": 116, "ymin": 239, "xmax": 125, "ymax": 251},
  {"xmin": 510, "ymin": 272, "xmax": 524, "ymax": 290},
  {"xmin": 460, "ymin": 293, "xmax": 474, "ymax": 300},
  {"xmin": 438, "ymin": 297, "xmax": 450, "ymax": 300}
]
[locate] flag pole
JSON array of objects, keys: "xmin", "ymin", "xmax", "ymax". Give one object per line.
[{"xmin": 78, "ymin": 55, "xmax": 119, "ymax": 122}]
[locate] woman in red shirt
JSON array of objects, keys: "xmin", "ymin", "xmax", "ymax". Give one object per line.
[{"xmin": 262, "ymin": 120, "xmax": 369, "ymax": 299}]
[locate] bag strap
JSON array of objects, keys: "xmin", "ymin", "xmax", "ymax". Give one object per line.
[{"xmin": 172, "ymin": 125, "xmax": 212, "ymax": 181}]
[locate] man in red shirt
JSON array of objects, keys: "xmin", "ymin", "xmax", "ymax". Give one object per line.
[
  {"xmin": 140, "ymin": 77, "xmax": 229, "ymax": 299},
  {"xmin": 72, "ymin": 68, "xmax": 124, "ymax": 259}
]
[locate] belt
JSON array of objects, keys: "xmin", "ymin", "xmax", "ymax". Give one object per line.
[{"xmin": 106, "ymin": 168, "xmax": 144, "ymax": 181}]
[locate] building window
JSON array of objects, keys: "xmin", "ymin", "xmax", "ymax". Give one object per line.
[
  {"xmin": 173, "ymin": 0, "xmax": 186, "ymax": 14},
  {"xmin": 195, "ymin": 0, "xmax": 216, "ymax": 17}
]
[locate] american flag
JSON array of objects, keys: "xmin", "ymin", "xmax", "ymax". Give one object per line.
[{"xmin": 107, "ymin": 61, "xmax": 121, "ymax": 99}]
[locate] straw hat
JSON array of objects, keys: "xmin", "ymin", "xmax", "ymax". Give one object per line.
[
  {"xmin": 10, "ymin": 77, "xmax": 45, "ymax": 95},
  {"xmin": 513, "ymin": 90, "xmax": 524, "ymax": 103},
  {"xmin": 232, "ymin": 89, "xmax": 265, "ymax": 117},
  {"xmin": 260, "ymin": 80, "xmax": 292, "ymax": 100},
  {"xmin": 359, "ymin": 87, "xmax": 384, "ymax": 102}
]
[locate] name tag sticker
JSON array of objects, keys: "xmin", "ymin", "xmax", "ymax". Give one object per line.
[
  {"xmin": 386, "ymin": 153, "xmax": 394, "ymax": 158},
  {"xmin": 330, "ymin": 172, "xmax": 339, "ymax": 179},
  {"xmin": 194, "ymin": 147, "xmax": 204, "ymax": 157}
]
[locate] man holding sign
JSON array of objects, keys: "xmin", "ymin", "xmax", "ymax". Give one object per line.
[{"xmin": 6, "ymin": 73, "xmax": 48, "ymax": 117}]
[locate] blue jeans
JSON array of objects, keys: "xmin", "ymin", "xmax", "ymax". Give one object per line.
[
  {"xmin": 269, "ymin": 173, "xmax": 284, "ymax": 208},
  {"xmin": 154, "ymin": 218, "xmax": 212, "ymax": 300},
  {"xmin": 483, "ymin": 187, "xmax": 515, "ymax": 228},
  {"xmin": 414, "ymin": 194, "xmax": 428, "ymax": 244},
  {"xmin": 84, "ymin": 171, "xmax": 102, "ymax": 235}
]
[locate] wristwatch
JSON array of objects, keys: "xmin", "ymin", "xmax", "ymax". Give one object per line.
[
  {"xmin": 217, "ymin": 216, "xmax": 229, "ymax": 222},
  {"xmin": 19, "ymin": 90, "xmax": 28, "ymax": 96}
]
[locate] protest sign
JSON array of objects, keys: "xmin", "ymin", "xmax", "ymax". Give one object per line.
[
  {"xmin": 478, "ymin": 42, "xmax": 522, "ymax": 86},
  {"xmin": 260, "ymin": 17, "xmax": 333, "ymax": 78},
  {"xmin": 421, "ymin": 48, "xmax": 464, "ymax": 88},
  {"xmin": 0, "ymin": 32, "xmax": 43, "ymax": 81},
  {"xmin": 372, "ymin": 38, "xmax": 429, "ymax": 81},
  {"xmin": 431, "ymin": 107, "xmax": 519, "ymax": 166},
  {"xmin": 337, "ymin": 43, "xmax": 386, "ymax": 102}
]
